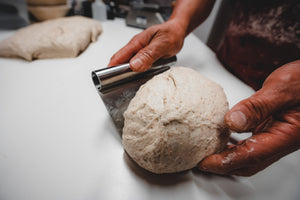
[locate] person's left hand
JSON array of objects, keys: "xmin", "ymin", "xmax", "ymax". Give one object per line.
[{"xmin": 198, "ymin": 60, "xmax": 300, "ymax": 176}]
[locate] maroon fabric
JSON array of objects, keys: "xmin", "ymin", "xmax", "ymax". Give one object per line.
[{"xmin": 216, "ymin": 0, "xmax": 300, "ymax": 90}]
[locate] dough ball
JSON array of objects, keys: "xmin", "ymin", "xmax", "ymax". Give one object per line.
[
  {"xmin": 123, "ymin": 67, "xmax": 230, "ymax": 174},
  {"xmin": 0, "ymin": 16, "xmax": 102, "ymax": 61}
]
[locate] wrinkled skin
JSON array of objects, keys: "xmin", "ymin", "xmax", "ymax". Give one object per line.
[{"xmin": 198, "ymin": 60, "xmax": 300, "ymax": 176}]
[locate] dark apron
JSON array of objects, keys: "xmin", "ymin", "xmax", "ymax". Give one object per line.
[{"xmin": 208, "ymin": 0, "xmax": 300, "ymax": 90}]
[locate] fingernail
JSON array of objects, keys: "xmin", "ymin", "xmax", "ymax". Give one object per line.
[
  {"xmin": 229, "ymin": 111, "xmax": 247, "ymax": 130},
  {"xmin": 130, "ymin": 58, "xmax": 143, "ymax": 71}
]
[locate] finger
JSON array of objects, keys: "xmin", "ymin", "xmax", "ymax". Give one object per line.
[
  {"xmin": 228, "ymin": 150, "xmax": 286, "ymax": 176},
  {"xmin": 225, "ymin": 62, "xmax": 300, "ymax": 132},
  {"xmin": 107, "ymin": 45, "xmax": 137, "ymax": 67},
  {"xmin": 107, "ymin": 29, "xmax": 155, "ymax": 67},
  {"xmin": 129, "ymin": 39, "xmax": 172, "ymax": 72},
  {"xmin": 228, "ymin": 139, "xmax": 296, "ymax": 176},
  {"xmin": 198, "ymin": 125, "xmax": 299, "ymax": 175}
]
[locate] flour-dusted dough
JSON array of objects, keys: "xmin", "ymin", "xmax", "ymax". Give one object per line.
[
  {"xmin": 0, "ymin": 16, "xmax": 102, "ymax": 61},
  {"xmin": 123, "ymin": 67, "xmax": 230, "ymax": 174}
]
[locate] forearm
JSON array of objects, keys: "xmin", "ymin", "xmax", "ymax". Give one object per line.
[{"xmin": 169, "ymin": 0, "xmax": 215, "ymax": 36}]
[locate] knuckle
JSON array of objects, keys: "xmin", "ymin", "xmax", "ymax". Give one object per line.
[
  {"xmin": 244, "ymin": 97, "xmax": 268, "ymax": 123},
  {"xmin": 264, "ymin": 62, "xmax": 300, "ymax": 95},
  {"xmin": 277, "ymin": 72, "xmax": 294, "ymax": 83},
  {"xmin": 130, "ymin": 35, "xmax": 146, "ymax": 50},
  {"xmin": 127, "ymin": 40, "xmax": 142, "ymax": 52},
  {"xmin": 139, "ymin": 48, "xmax": 155, "ymax": 61},
  {"xmin": 245, "ymin": 151, "xmax": 263, "ymax": 167}
]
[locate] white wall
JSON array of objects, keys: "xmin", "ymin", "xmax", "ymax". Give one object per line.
[{"xmin": 192, "ymin": 0, "xmax": 221, "ymax": 43}]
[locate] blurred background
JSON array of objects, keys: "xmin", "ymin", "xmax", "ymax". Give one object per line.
[{"xmin": 0, "ymin": 0, "xmax": 221, "ymax": 43}]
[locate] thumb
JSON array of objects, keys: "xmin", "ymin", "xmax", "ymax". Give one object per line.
[
  {"xmin": 225, "ymin": 62, "xmax": 300, "ymax": 132},
  {"xmin": 225, "ymin": 82, "xmax": 291, "ymax": 132}
]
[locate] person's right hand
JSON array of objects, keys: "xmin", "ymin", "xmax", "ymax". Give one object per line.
[{"xmin": 108, "ymin": 19, "xmax": 186, "ymax": 72}]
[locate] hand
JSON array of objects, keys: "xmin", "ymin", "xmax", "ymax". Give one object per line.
[
  {"xmin": 108, "ymin": 19, "xmax": 186, "ymax": 72},
  {"xmin": 198, "ymin": 60, "xmax": 300, "ymax": 176},
  {"xmin": 108, "ymin": 0, "xmax": 215, "ymax": 72}
]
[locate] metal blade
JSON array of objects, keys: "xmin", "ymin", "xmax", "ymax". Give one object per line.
[{"xmin": 91, "ymin": 56, "xmax": 177, "ymax": 133}]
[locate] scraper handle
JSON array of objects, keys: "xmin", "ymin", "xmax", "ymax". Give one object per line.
[{"xmin": 92, "ymin": 56, "xmax": 177, "ymax": 94}]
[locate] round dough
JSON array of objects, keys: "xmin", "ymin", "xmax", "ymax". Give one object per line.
[
  {"xmin": 0, "ymin": 16, "xmax": 102, "ymax": 61},
  {"xmin": 123, "ymin": 67, "xmax": 230, "ymax": 174}
]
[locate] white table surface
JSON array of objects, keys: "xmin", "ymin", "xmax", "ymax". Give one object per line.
[{"xmin": 0, "ymin": 18, "xmax": 299, "ymax": 200}]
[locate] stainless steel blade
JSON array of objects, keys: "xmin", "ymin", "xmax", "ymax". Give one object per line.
[{"xmin": 91, "ymin": 56, "xmax": 177, "ymax": 133}]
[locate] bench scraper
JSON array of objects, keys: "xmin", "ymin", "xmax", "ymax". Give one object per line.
[{"xmin": 91, "ymin": 56, "xmax": 177, "ymax": 133}]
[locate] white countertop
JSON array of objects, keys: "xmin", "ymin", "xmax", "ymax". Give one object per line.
[{"xmin": 0, "ymin": 18, "xmax": 299, "ymax": 200}]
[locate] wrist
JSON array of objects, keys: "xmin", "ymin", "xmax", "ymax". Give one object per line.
[
  {"xmin": 167, "ymin": 17, "xmax": 189, "ymax": 37},
  {"xmin": 168, "ymin": 0, "xmax": 215, "ymax": 36}
]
